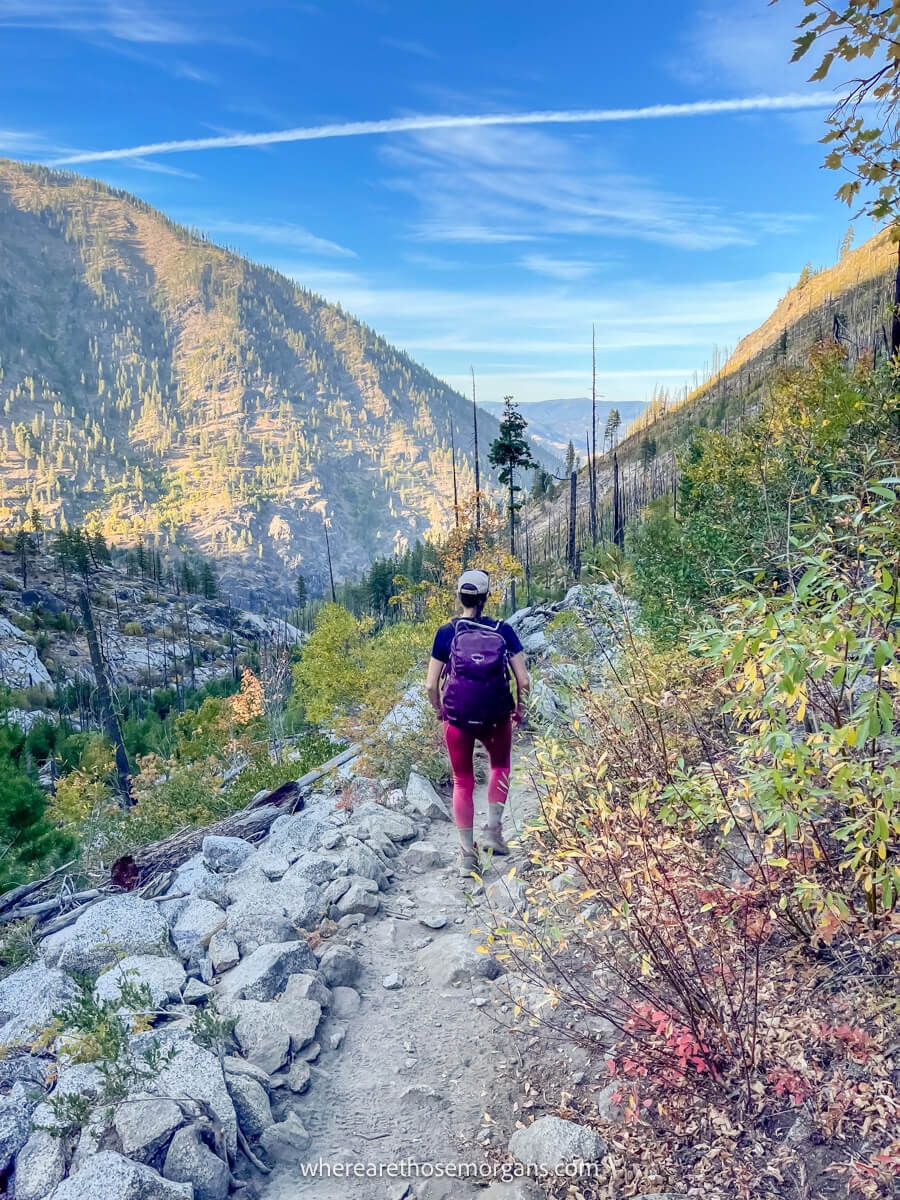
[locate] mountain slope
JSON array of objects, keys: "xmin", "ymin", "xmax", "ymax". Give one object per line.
[
  {"xmin": 0, "ymin": 159, "xmax": 506, "ymax": 603},
  {"xmin": 525, "ymin": 225, "xmax": 899, "ymax": 557}
]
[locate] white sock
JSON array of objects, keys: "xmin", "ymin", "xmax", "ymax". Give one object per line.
[
  {"xmin": 487, "ymin": 803, "xmax": 503, "ymax": 832},
  {"xmin": 458, "ymin": 828, "xmax": 475, "ymax": 856}
]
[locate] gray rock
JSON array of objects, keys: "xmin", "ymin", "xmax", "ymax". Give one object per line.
[
  {"xmin": 276, "ymin": 995, "xmax": 322, "ymax": 1051},
  {"xmin": 164, "ymin": 855, "xmax": 230, "ymax": 911},
  {"xmin": 508, "ymin": 1115, "xmax": 606, "ymax": 1168},
  {"xmin": 330, "ymin": 986, "xmax": 361, "ymax": 1017},
  {"xmin": 183, "ymin": 979, "xmax": 213, "ymax": 1003},
  {"xmin": 263, "ymin": 812, "xmax": 331, "ymax": 860},
  {"xmin": 284, "ymin": 1059, "xmax": 310, "ymax": 1093},
  {"xmin": 48, "ymin": 1151, "xmax": 192, "ymax": 1199},
  {"xmin": 382, "ymin": 973, "xmax": 403, "ymax": 990},
  {"xmin": 405, "ymin": 773, "xmax": 452, "ymax": 821},
  {"xmin": 170, "ymin": 899, "xmax": 226, "ymax": 957},
  {"xmin": 378, "ymin": 683, "xmax": 431, "ymax": 740},
  {"xmin": 43, "ymin": 895, "xmax": 170, "ymax": 976},
  {"xmin": 405, "ymin": 841, "xmax": 444, "ymax": 869},
  {"xmin": 0, "ymin": 960, "xmax": 77, "ymax": 1048},
  {"xmin": 520, "ymin": 628, "xmax": 549, "ymax": 658},
  {"xmin": 337, "ymin": 913, "xmax": 365, "ymax": 930},
  {"xmin": 258, "ymin": 1112, "xmax": 311, "ymax": 1165},
  {"xmin": 202, "ymin": 835, "xmax": 254, "ymax": 874},
  {"xmin": 94, "ymin": 955, "xmax": 186, "ymax": 1009},
  {"xmin": 226, "ymin": 1073, "xmax": 273, "ymax": 1138},
  {"xmin": 341, "ymin": 842, "xmax": 389, "ymax": 889},
  {"xmin": 223, "ymin": 1055, "xmax": 272, "ymax": 1088},
  {"xmin": 0, "ymin": 1083, "xmax": 32, "ymax": 1173},
  {"xmin": 11, "ymin": 1128, "xmax": 66, "ymax": 1200},
  {"xmin": 207, "ymin": 930, "xmax": 240, "ymax": 975},
  {"xmin": 253, "ymin": 851, "xmax": 290, "ymax": 881},
  {"xmin": 333, "ymin": 880, "xmax": 380, "ymax": 918},
  {"xmin": 284, "ymin": 852, "xmax": 334, "ymax": 885},
  {"xmin": 143, "ymin": 1031, "xmax": 238, "ymax": 1158},
  {"xmin": 418, "ymin": 913, "xmax": 447, "ymax": 930},
  {"xmin": 216, "ymin": 940, "xmax": 316, "ymax": 1002},
  {"xmin": 594, "ymin": 1081, "xmax": 625, "ymax": 1124},
  {"xmin": 350, "ymin": 802, "xmax": 417, "ymax": 844},
  {"xmin": 0, "ymin": 1051, "xmax": 51, "ymax": 1092},
  {"xmin": 324, "ymin": 1022, "xmax": 346, "ymax": 1050},
  {"xmin": 163, "ymin": 1127, "xmax": 230, "ymax": 1200},
  {"xmin": 297, "ymin": 1039, "xmax": 320, "ymax": 1062},
  {"xmin": 113, "ymin": 1096, "xmax": 184, "ymax": 1162},
  {"xmin": 317, "ymin": 943, "xmax": 362, "ymax": 987},
  {"xmin": 321, "ymin": 876, "xmax": 352, "ymax": 907},
  {"xmin": 280, "ymin": 972, "xmax": 331, "ymax": 1008},
  {"xmin": 230, "ymin": 1001, "xmax": 292, "ymax": 1074},
  {"xmin": 480, "ymin": 1182, "xmax": 545, "ymax": 1200},
  {"xmin": 224, "ymin": 897, "xmax": 297, "ymax": 956},
  {"xmin": 417, "ymin": 933, "xmax": 503, "ymax": 987}
]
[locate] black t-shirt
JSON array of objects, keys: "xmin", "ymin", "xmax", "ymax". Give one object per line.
[{"xmin": 430, "ymin": 616, "xmax": 524, "ymax": 664}]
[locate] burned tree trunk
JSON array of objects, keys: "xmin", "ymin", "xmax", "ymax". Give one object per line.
[
  {"xmin": 78, "ymin": 588, "xmax": 132, "ymax": 806},
  {"xmin": 612, "ymin": 452, "xmax": 625, "ymax": 549},
  {"xmin": 567, "ymin": 469, "xmax": 578, "ymax": 573}
]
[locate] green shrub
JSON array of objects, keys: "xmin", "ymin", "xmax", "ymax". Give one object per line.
[{"xmin": 122, "ymin": 620, "xmax": 143, "ymax": 636}]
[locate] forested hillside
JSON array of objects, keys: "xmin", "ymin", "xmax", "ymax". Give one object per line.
[{"xmin": 0, "ymin": 159, "xmax": 507, "ymax": 604}]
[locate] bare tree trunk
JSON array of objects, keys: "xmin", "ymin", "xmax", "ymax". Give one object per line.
[
  {"xmin": 471, "ymin": 367, "xmax": 481, "ymax": 531},
  {"xmin": 181, "ymin": 598, "xmax": 196, "ymax": 691},
  {"xmin": 323, "ymin": 516, "xmax": 337, "ymax": 603},
  {"xmin": 449, "ymin": 421, "xmax": 459, "ymax": 528},
  {"xmin": 612, "ymin": 452, "xmax": 625, "ymax": 549},
  {"xmin": 78, "ymin": 588, "xmax": 132, "ymax": 806},
  {"xmin": 891, "ymin": 241, "xmax": 900, "ymax": 359},
  {"xmin": 567, "ymin": 469, "xmax": 577, "ymax": 574},
  {"xmin": 590, "ymin": 325, "xmax": 598, "ymax": 544}
]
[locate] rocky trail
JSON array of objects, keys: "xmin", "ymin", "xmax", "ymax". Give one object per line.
[{"xmin": 263, "ymin": 750, "xmax": 538, "ymax": 1200}]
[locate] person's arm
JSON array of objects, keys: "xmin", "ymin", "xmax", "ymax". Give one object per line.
[
  {"xmin": 425, "ymin": 656, "xmax": 445, "ymax": 717},
  {"xmin": 509, "ymin": 651, "xmax": 530, "ymax": 723}
]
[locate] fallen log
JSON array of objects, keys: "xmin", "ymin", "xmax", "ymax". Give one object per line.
[{"xmin": 0, "ymin": 741, "xmax": 363, "ymax": 923}]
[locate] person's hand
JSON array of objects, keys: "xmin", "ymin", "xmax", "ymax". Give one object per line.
[{"xmin": 513, "ymin": 705, "xmax": 524, "ymax": 727}]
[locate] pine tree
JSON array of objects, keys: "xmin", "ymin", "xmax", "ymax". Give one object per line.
[{"xmin": 488, "ymin": 395, "xmax": 537, "ymax": 610}]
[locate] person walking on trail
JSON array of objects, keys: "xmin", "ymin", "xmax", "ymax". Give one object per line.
[{"xmin": 425, "ymin": 569, "xmax": 530, "ymax": 878}]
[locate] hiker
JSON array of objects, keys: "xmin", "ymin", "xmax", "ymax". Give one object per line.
[{"xmin": 425, "ymin": 569, "xmax": 530, "ymax": 876}]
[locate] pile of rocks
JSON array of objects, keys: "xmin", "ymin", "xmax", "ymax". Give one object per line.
[
  {"xmin": 506, "ymin": 582, "xmax": 625, "ymax": 661},
  {"xmin": 0, "ymin": 770, "xmax": 451, "ymax": 1200}
]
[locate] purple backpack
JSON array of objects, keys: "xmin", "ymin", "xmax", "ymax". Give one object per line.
[{"xmin": 441, "ymin": 618, "xmax": 514, "ymax": 728}]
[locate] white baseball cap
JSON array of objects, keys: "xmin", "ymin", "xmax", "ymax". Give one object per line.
[{"xmin": 457, "ymin": 569, "xmax": 490, "ymax": 595}]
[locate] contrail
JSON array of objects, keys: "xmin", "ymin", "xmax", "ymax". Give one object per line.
[{"xmin": 54, "ymin": 92, "xmax": 840, "ymax": 165}]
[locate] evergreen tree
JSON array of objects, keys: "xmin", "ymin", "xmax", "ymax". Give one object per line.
[
  {"xmin": 295, "ymin": 573, "xmax": 308, "ymax": 609},
  {"xmin": 604, "ymin": 408, "xmax": 621, "ymax": 452},
  {"xmin": 564, "ymin": 440, "xmax": 576, "ymax": 476},
  {"xmin": 488, "ymin": 395, "xmax": 537, "ymax": 610}
]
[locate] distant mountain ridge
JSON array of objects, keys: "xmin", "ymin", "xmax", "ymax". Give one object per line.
[
  {"xmin": 482, "ymin": 397, "xmax": 647, "ymax": 463},
  {"xmin": 0, "ymin": 159, "xmax": 515, "ymax": 603}
]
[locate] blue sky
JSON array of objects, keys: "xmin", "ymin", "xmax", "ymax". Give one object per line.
[{"xmin": 0, "ymin": 0, "xmax": 875, "ymax": 405}]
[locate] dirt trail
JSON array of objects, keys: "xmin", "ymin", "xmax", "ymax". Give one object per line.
[{"xmin": 263, "ymin": 748, "xmax": 539, "ymax": 1200}]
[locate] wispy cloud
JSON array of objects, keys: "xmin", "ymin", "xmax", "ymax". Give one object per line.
[
  {"xmin": 520, "ymin": 254, "xmax": 600, "ymax": 281},
  {"xmin": 381, "ymin": 35, "xmax": 437, "ymax": 60},
  {"xmin": 384, "ymin": 125, "xmax": 806, "ymax": 252},
  {"xmin": 52, "ymin": 91, "xmax": 841, "ymax": 165},
  {"xmin": 195, "ymin": 217, "xmax": 356, "ymax": 259},
  {"xmin": 0, "ymin": 1, "xmax": 199, "ymax": 44}
]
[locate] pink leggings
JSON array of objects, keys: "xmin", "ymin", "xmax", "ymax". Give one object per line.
[{"xmin": 443, "ymin": 719, "xmax": 512, "ymax": 829}]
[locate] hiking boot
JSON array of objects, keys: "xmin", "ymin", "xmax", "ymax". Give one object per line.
[
  {"xmin": 479, "ymin": 826, "xmax": 510, "ymax": 856},
  {"xmin": 459, "ymin": 851, "xmax": 479, "ymax": 879}
]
